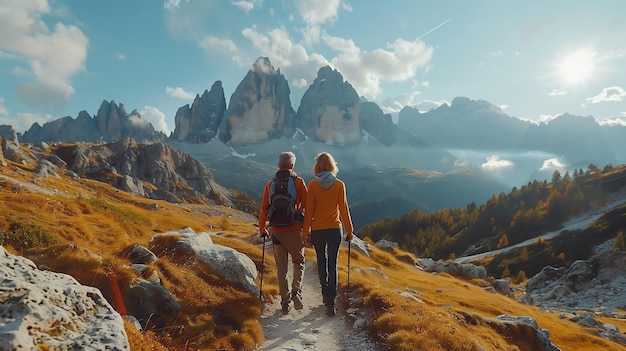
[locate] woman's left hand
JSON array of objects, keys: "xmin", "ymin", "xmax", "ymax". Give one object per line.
[{"xmin": 345, "ymin": 232, "xmax": 354, "ymax": 241}]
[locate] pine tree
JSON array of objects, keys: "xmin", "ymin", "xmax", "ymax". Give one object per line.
[
  {"xmin": 614, "ymin": 233, "xmax": 625, "ymax": 251},
  {"xmin": 520, "ymin": 246, "xmax": 529, "ymax": 261},
  {"xmin": 497, "ymin": 234, "xmax": 509, "ymax": 249},
  {"xmin": 502, "ymin": 265, "xmax": 510, "ymax": 278}
]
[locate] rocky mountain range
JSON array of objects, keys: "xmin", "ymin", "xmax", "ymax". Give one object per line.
[
  {"xmin": 399, "ymin": 98, "xmax": 626, "ymax": 168},
  {"xmin": 20, "ymin": 100, "xmax": 166, "ymax": 144},
  {"xmin": 6, "ymin": 56, "xmax": 626, "ymax": 230}
]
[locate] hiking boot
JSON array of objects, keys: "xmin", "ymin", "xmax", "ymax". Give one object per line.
[
  {"xmin": 325, "ymin": 304, "xmax": 336, "ymax": 317},
  {"xmin": 292, "ymin": 291, "xmax": 303, "ymax": 310},
  {"xmin": 281, "ymin": 301, "xmax": 291, "ymax": 315}
]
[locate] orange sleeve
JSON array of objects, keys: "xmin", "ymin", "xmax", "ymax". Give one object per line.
[
  {"xmin": 296, "ymin": 176, "xmax": 308, "ymax": 213},
  {"xmin": 337, "ymin": 180, "xmax": 354, "ymax": 234},
  {"xmin": 302, "ymin": 180, "xmax": 315, "ymax": 235}
]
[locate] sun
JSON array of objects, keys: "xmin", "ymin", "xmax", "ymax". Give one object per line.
[{"xmin": 558, "ymin": 49, "xmax": 596, "ymax": 85}]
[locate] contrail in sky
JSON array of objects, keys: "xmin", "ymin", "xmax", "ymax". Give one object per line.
[{"xmin": 419, "ymin": 17, "xmax": 453, "ymax": 39}]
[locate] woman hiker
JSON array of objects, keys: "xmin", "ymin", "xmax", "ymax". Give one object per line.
[{"xmin": 302, "ymin": 152, "xmax": 354, "ymax": 316}]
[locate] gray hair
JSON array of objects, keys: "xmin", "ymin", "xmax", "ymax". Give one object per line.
[{"xmin": 278, "ymin": 151, "xmax": 296, "ymax": 169}]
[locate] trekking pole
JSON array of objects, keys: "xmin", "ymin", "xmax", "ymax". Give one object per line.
[
  {"xmin": 259, "ymin": 234, "xmax": 266, "ymax": 301},
  {"xmin": 347, "ymin": 239, "xmax": 351, "ymax": 298}
]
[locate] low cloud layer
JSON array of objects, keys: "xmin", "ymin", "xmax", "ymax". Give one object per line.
[{"xmin": 481, "ymin": 155, "xmax": 514, "ymax": 171}]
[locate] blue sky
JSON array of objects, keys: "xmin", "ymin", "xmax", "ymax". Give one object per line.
[{"xmin": 1, "ymin": 0, "xmax": 625, "ymax": 135}]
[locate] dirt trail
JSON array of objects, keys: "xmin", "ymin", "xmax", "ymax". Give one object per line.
[{"xmin": 257, "ymin": 257, "xmax": 382, "ymax": 351}]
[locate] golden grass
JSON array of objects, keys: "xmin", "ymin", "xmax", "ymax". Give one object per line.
[
  {"xmin": 2, "ymin": 152, "xmax": 626, "ymax": 351},
  {"xmin": 335, "ymin": 245, "xmax": 626, "ymax": 351}
]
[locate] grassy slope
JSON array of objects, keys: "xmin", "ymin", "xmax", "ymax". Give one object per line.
[{"xmin": 1, "ymin": 154, "xmax": 624, "ymax": 351}]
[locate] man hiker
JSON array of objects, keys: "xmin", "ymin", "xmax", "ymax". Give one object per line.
[{"xmin": 259, "ymin": 151, "xmax": 308, "ymax": 314}]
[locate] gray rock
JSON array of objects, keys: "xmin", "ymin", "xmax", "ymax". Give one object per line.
[
  {"xmin": 523, "ymin": 249, "xmax": 626, "ymax": 315},
  {"xmin": 296, "ymin": 65, "xmax": 361, "ymax": 145},
  {"xmin": 374, "ymin": 239, "xmax": 399, "ymax": 251},
  {"xmin": 219, "ymin": 57, "xmax": 295, "ymax": 144},
  {"xmin": 0, "ymin": 124, "xmax": 18, "ymax": 143},
  {"xmin": 2, "ymin": 138, "xmax": 27, "ymax": 164},
  {"xmin": 172, "ymin": 81, "xmax": 227, "ymax": 143},
  {"xmin": 123, "ymin": 244, "xmax": 157, "ymax": 265},
  {"xmin": 0, "ymin": 246, "xmax": 129, "ymax": 351},
  {"xmin": 58, "ymin": 139, "xmax": 227, "ymax": 205},
  {"xmin": 124, "ymin": 280, "xmax": 181, "ymax": 329},
  {"xmin": 424, "ymin": 259, "xmax": 488, "ymax": 280},
  {"xmin": 493, "ymin": 315, "xmax": 562, "ymax": 351},
  {"xmin": 120, "ymin": 175, "xmax": 146, "ymax": 196},
  {"xmin": 46, "ymin": 154, "xmax": 67, "ymax": 168},
  {"xmin": 153, "ymin": 229, "xmax": 259, "ymax": 295},
  {"xmin": 33, "ymin": 159, "xmax": 59, "ymax": 178},
  {"xmin": 343, "ymin": 235, "xmax": 371, "ymax": 257}
]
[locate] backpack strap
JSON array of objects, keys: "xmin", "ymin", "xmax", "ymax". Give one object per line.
[{"xmin": 270, "ymin": 170, "xmax": 297, "ymax": 200}]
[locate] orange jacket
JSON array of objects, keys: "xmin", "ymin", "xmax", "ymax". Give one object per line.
[
  {"xmin": 258, "ymin": 171, "xmax": 308, "ymax": 234},
  {"xmin": 302, "ymin": 177, "xmax": 354, "ymax": 235}
]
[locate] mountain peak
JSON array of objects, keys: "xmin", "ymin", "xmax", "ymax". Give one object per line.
[{"xmin": 251, "ymin": 56, "xmax": 275, "ymax": 74}]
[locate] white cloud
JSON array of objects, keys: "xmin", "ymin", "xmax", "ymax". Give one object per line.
[
  {"xmin": 166, "ymin": 86, "xmax": 195, "ymax": 100},
  {"xmin": 199, "ymin": 36, "xmax": 238, "ymax": 53},
  {"xmin": 115, "ymin": 52, "xmax": 126, "ymax": 60},
  {"xmin": 536, "ymin": 114, "xmax": 558, "ymax": 125},
  {"xmin": 0, "ymin": 97, "xmax": 8, "ymax": 117},
  {"xmin": 291, "ymin": 78, "xmax": 308, "ymax": 88},
  {"xmin": 0, "ymin": 1, "xmax": 88, "ymax": 109},
  {"xmin": 242, "ymin": 26, "xmax": 328, "ymax": 84},
  {"xmin": 481, "ymin": 155, "xmax": 514, "ymax": 171},
  {"xmin": 324, "ymin": 34, "xmax": 433, "ymax": 99},
  {"xmin": 539, "ymin": 158, "xmax": 566, "ymax": 171},
  {"xmin": 164, "ymin": 0, "xmax": 188, "ymax": 11},
  {"xmin": 140, "ymin": 106, "xmax": 171, "ymax": 135},
  {"xmin": 597, "ymin": 113, "xmax": 626, "ymax": 126},
  {"xmin": 454, "ymin": 159, "xmax": 470, "ymax": 169},
  {"xmin": 231, "ymin": 0, "xmax": 261, "ymax": 13},
  {"xmin": 586, "ymin": 86, "xmax": 626, "ymax": 104},
  {"xmin": 549, "ymin": 89, "xmax": 567, "ymax": 96},
  {"xmin": 295, "ymin": 0, "xmax": 341, "ymax": 26}
]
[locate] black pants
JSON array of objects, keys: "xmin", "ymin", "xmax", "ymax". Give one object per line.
[{"xmin": 310, "ymin": 228, "xmax": 341, "ymax": 305}]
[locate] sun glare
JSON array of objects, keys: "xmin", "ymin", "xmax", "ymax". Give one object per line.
[{"xmin": 558, "ymin": 49, "xmax": 595, "ymax": 85}]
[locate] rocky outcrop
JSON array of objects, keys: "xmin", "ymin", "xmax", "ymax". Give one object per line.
[
  {"xmin": 296, "ymin": 66, "xmax": 361, "ymax": 144},
  {"xmin": 51, "ymin": 138, "xmax": 228, "ymax": 205},
  {"xmin": 0, "ymin": 246, "xmax": 130, "ymax": 351},
  {"xmin": 0, "ymin": 124, "xmax": 19, "ymax": 143},
  {"xmin": 521, "ymin": 248, "xmax": 626, "ymax": 315},
  {"xmin": 20, "ymin": 101, "xmax": 165, "ymax": 144},
  {"xmin": 171, "ymin": 81, "xmax": 227, "ymax": 143},
  {"xmin": 219, "ymin": 57, "xmax": 295, "ymax": 144}
]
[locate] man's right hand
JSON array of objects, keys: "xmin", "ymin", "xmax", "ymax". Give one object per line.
[{"xmin": 260, "ymin": 228, "xmax": 269, "ymax": 238}]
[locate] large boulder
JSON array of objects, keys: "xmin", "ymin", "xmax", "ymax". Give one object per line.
[
  {"xmin": 152, "ymin": 229, "xmax": 259, "ymax": 295},
  {"xmin": 0, "ymin": 246, "xmax": 129, "ymax": 351},
  {"xmin": 0, "ymin": 124, "xmax": 19, "ymax": 143}
]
